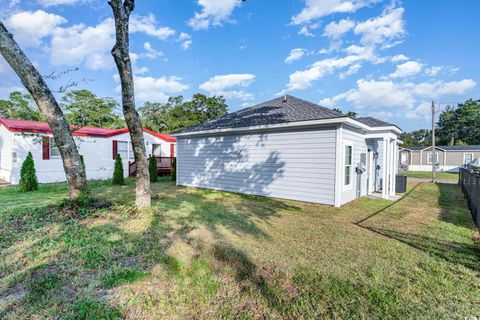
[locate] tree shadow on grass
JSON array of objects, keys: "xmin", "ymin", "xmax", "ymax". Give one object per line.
[
  {"xmin": 354, "ymin": 182, "xmax": 479, "ymax": 272},
  {"xmin": 0, "ymin": 179, "xmax": 297, "ymax": 318}
]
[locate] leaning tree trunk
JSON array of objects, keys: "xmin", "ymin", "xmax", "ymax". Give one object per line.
[
  {"xmin": 109, "ymin": 0, "xmax": 150, "ymax": 208},
  {"xmin": 0, "ymin": 22, "xmax": 87, "ymax": 200}
]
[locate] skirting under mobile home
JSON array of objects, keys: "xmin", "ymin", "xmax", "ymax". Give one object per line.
[{"xmin": 174, "ymin": 96, "xmax": 401, "ymax": 207}]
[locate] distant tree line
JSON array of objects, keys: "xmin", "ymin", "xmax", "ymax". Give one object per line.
[
  {"xmin": 0, "ymin": 90, "xmax": 228, "ymax": 134},
  {"xmin": 401, "ymin": 99, "xmax": 480, "ymax": 146}
]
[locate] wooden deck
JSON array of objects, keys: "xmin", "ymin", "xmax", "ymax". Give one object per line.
[{"xmin": 129, "ymin": 157, "xmax": 174, "ymax": 177}]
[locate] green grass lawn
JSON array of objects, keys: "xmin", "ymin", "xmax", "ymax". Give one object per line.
[
  {"xmin": 402, "ymin": 170, "xmax": 459, "ymax": 180},
  {"xmin": 0, "ymin": 178, "xmax": 478, "ymax": 319}
]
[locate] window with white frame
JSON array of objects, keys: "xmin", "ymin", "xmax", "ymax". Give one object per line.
[
  {"xmin": 49, "ymin": 138, "xmax": 61, "ymax": 158},
  {"xmin": 344, "ymin": 145, "xmax": 353, "ymax": 186},
  {"xmin": 427, "ymin": 152, "xmax": 438, "ymax": 164},
  {"xmin": 152, "ymin": 144, "xmax": 162, "ymax": 157},
  {"xmin": 464, "ymin": 153, "xmax": 473, "ymax": 164},
  {"xmin": 117, "ymin": 141, "xmax": 128, "ymax": 160},
  {"xmin": 129, "ymin": 143, "xmax": 135, "ymax": 160}
]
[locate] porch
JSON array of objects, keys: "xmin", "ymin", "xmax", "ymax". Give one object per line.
[{"xmin": 129, "ymin": 157, "xmax": 174, "ymax": 177}]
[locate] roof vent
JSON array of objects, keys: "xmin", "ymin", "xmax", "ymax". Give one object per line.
[{"xmin": 283, "ymin": 95, "xmax": 287, "ymax": 102}]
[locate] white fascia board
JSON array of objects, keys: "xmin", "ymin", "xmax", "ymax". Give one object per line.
[{"xmin": 173, "ymin": 117, "xmax": 401, "ymax": 137}]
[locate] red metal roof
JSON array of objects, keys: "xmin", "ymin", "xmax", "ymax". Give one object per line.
[{"xmin": 0, "ymin": 118, "xmax": 176, "ymax": 142}]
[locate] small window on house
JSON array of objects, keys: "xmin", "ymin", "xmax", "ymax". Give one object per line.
[
  {"xmin": 129, "ymin": 143, "xmax": 135, "ymax": 160},
  {"xmin": 117, "ymin": 141, "xmax": 128, "ymax": 160},
  {"xmin": 464, "ymin": 153, "xmax": 473, "ymax": 164},
  {"xmin": 152, "ymin": 144, "xmax": 162, "ymax": 157},
  {"xmin": 49, "ymin": 138, "xmax": 61, "ymax": 158},
  {"xmin": 427, "ymin": 152, "xmax": 438, "ymax": 164},
  {"xmin": 344, "ymin": 145, "xmax": 353, "ymax": 186}
]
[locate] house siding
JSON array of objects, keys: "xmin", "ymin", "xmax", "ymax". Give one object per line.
[
  {"xmin": 340, "ymin": 125, "xmax": 368, "ymax": 205},
  {"xmin": 403, "ymin": 148, "xmax": 480, "ymax": 172},
  {"xmin": 177, "ymin": 127, "xmax": 337, "ymax": 205},
  {"xmin": 0, "ymin": 124, "xmax": 14, "ymax": 182},
  {"xmin": 7, "ymin": 131, "xmax": 175, "ymax": 184}
]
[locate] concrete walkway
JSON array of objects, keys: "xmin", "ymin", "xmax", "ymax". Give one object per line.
[{"xmin": 407, "ymin": 177, "xmax": 458, "ymax": 184}]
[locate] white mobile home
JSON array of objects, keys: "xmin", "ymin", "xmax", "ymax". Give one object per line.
[
  {"xmin": 173, "ymin": 96, "xmax": 401, "ymax": 207},
  {"xmin": 0, "ymin": 118, "xmax": 176, "ymax": 184}
]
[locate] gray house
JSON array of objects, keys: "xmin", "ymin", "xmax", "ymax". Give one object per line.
[
  {"xmin": 173, "ymin": 96, "xmax": 402, "ymax": 207},
  {"xmin": 399, "ymin": 145, "xmax": 480, "ymax": 172}
]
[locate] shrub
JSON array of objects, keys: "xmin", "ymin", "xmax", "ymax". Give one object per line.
[
  {"xmin": 171, "ymin": 157, "xmax": 176, "ymax": 182},
  {"xmin": 112, "ymin": 154, "xmax": 125, "ymax": 185},
  {"xmin": 80, "ymin": 155, "xmax": 86, "ymax": 178},
  {"xmin": 149, "ymin": 156, "xmax": 158, "ymax": 182},
  {"xmin": 19, "ymin": 152, "xmax": 38, "ymax": 192}
]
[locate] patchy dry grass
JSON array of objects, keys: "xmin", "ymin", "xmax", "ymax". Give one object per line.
[
  {"xmin": 0, "ymin": 178, "xmax": 478, "ymax": 319},
  {"xmin": 403, "ymin": 170, "xmax": 459, "ymax": 181}
]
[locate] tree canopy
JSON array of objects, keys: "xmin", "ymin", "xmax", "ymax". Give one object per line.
[
  {"xmin": 61, "ymin": 89, "xmax": 124, "ymax": 129},
  {"xmin": 139, "ymin": 94, "xmax": 228, "ymax": 133},
  {"xmin": 401, "ymin": 99, "xmax": 480, "ymax": 147},
  {"xmin": 0, "ymin": 91, "xmax": 43, "ymax": 121},
  {"xmin": 400, "ymin": 129, "xmax": 432, "ymax": 146},
  {"xmin": 437, "ymin": 99, "xmax": 480, "ymax": 145},
  {"xmin": 333, "ymin": 108, "xmax": 357, "ymax": 118}
]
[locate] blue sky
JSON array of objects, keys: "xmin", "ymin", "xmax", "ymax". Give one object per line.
[{"xmin": 0, "ymin": 0, "xmax": 479, "ymax": 131}]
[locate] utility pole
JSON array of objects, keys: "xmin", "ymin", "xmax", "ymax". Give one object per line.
[{"xmin": 431, "ymin": 100, "xmax": 436, "ymax": 183}]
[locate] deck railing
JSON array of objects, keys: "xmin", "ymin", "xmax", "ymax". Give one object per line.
[
  {"xmin": 129, "ymin": 156, "xmax": 174, "ymax": 177},
  {"xmin": 459, "ymin": 167, "xmax": 480, "ymax": 227}
]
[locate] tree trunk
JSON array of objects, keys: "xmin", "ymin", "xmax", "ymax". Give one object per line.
[
  {"xmin": 109, "ymin": 0, "xmax": 150, "ymax": 208},
  {"xmin": 0, "ymin": 22, "xmax": 87, "ymax": 200}
]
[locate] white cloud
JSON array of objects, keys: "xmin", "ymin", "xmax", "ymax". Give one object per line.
[
  {"xmin": 354, "ymin": 7, "xmax": 405, "ymax": 47},
  {"xmin": 323, "ymin": 19, "xmax": 355, "ymax": 39},
  {"xmin": 285, "ymin": 49, "xmax": 384, "ymax": 91},
  {"xmin": 200, "ymin": 73, "xmax": 255, "ymax": 100},
  {"xmin": 425, "ymin": 65, "xmax": 459, "ymax": 77},
  {"xmin": 49, "ymin": 18, "xmax": 115, "ymax": 70},
  {"xmin": 389, "ymin": 61, "xmax": 423, "ymax": 78},
  {"xmin": 368, "ymin": 111, "xmax": 394, "ymax": 119},
  {"xmin": 390, "ymin": 54, "xmax": 408, "ymax": 62},
  {"xmin": 48, "ymin": 14, "xmax": 178, "ymax": 70},
  {"xmin": 412, "ymin": 79, "xmax": 476, "ymax": 98},
  {"xmin": 130, "ymin": 14, "xmax": 175, "ymax": 40},
  {"xmin": 298, "ymin": 26, "xmax": 314, "ymax": 37},
  {"xmin": 339, "ymin": 63, "xmax": 361, "ymax": 79},
  {"xmin": 37, "ymin": 0, "xmax": 83, "ymax": 6},
  {"xmin": 143, "ymin": 42, "xmax": 163, "ymax": 59},
  {"xmin": 188, "ymin": 0, "xmax": 242, "ymax": 30},
  {"xmin": 5, "ymin": 10, "xmax": 66, "ymax": 47},
  {"xmin": 344, "ymin": 79, "xmax": 415, "ymax": 108},
  {"xmin": 319, "ymin": 78, "xmax": 476, "ymax": 118},
  {"xmin": 292, "ymin": 0, "xmax": 379, "ymax": 25},
  {"xmin": 285, "ymin": 48, "xmax": 306, "ymax": 64},
  {"xmin": 176, "ymin": 32, "xmax": 192, "ymax": 50},
  {"xmin": 127, "ymin": 75, "xmax": 189, "ymax": 103}
]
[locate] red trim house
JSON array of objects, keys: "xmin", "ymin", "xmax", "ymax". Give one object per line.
[{"xmin": 0, "ymin": 118, "xmax": 176, "ymax": 184}]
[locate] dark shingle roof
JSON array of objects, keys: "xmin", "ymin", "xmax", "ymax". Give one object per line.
[
  {"xmin": 402, "ymin": 145, "xmax": 480, "ymax": 151},
  {"xmin": 175, "ymin": 95, "xmax": 399, "ymax": 134},
  {"xmin": 175, "ymin": 95, "xmax": 344, "ymax": 134},
  {"xmin": 355, "ymin": 117, "xmax": 398, "ymax": 128}
]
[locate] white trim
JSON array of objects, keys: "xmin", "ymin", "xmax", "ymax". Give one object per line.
[
  {"xmin": 173, "ymin": 117, "xmax": 402, "ymax": 137},
  {"xmin": 334, "ymin": 125, "xmax": 343, "ymax": 207}
]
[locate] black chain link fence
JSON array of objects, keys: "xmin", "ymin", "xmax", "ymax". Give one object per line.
[{"xmin": 459, "ymin": 168, "xmax": 480, "ymax": 227}]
